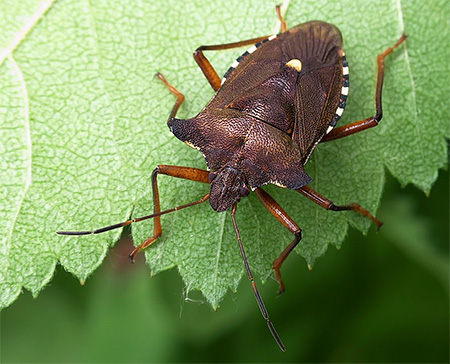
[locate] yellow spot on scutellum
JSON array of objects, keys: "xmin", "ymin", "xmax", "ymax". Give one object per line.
[{"xmin": 286, "ymin": 59, "xmax": 302, "ymax": 71}]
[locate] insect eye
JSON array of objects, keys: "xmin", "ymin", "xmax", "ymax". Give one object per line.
[
  {"xmin": 208, "ymin": 172, "xmax": 217, "ymax": 182},
  {"xmin": 240, "ymin": 185, "xmax": 250, "ymax": 197}
]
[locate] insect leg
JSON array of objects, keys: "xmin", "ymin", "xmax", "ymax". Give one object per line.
[
  {"xmin": 231, "ymin": 203, "xmax": 286, "ymax": 352},
  {"xmin": 193, "ymin": 4, "xmax": 288, "ymax": 91},
  {"xmin": 128, "ymin": 165, "xmax": 210, "ymax": 260},
  {"xmin": 193, "ymin": 35, "xmax": 271, "ymax": 91},
  {"xmin": 58, "ymin": 166, "xmax": 210, "ymax": 258},
  {"xmin": 155, "ymin": 73, "xmax": 185, "ymax": 120},
  {"xmin": 275, "ymin": 4, "xmax": 287, "ymax": 33},
  {"xmin": 254, "ymin": 187, "xmax": 302, "ymax": 295},
  {"xmin": 321, "ymin": 34, "xmax": 407, "ymax": 142},
  {"xmin": 297, "ymin": 185, "xmax": 383, "ymax": 229}
]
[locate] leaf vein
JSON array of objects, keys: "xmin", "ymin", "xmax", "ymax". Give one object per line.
[
  {"xmin": 0, "ymin": 0, "xmax": 57, "ymax": 66},
  {"xmin": 212, "ymin": 213, "xmax": 226, "ymax": 295},
  {"xmin": 85, "ymin": 0, "xmax": 129, "ymax": 199},
  {"xmin": 4, "ymin": 56, "xmax": 32, "ymax": 263},
  {"xmin": 395, "ymin": 0, "xmax": 423, "ymax": 162}
]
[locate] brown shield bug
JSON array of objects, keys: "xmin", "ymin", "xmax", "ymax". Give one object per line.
[{"xmin": 58, "ymin": 6, "xmax": 407, "ymax": 351}]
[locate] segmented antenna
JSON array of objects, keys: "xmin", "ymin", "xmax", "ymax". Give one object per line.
[
  {"xmin": 231, "ymin": 204, "xmax": 286, "ymax": 352},
  {"xmin": 56, "ymin": 195, "xmax": 209, "ymax": 236}
]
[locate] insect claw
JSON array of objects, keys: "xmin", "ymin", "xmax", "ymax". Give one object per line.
[
  {"xmin": 276, "ymin": 280, "xmax": 286, "ymax": 296},
  {"xmin": 128, "ymin": 251, "xmax": 137, "ymax": 264},
  {"xmin": 375, "ymin": 220, "xmax": 384, "ymax": 231}
]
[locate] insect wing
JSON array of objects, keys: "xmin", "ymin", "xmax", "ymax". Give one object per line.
[
  {"xmin": 291, "ymin": 23, "xmax": 345, "ymax": 161},
  {"xmin": 212, "ymin": 21, "xmax": 345, "ymax": 162}
]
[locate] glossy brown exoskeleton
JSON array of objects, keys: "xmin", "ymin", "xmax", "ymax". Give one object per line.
[{"xmin": 58, "ymin": 7, "xmax": 407, "ymax": 351}]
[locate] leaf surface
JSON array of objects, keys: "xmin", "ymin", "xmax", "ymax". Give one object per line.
[{"xmin": 0, "ymin": 0, "xmax": 448, "ymax": 309}]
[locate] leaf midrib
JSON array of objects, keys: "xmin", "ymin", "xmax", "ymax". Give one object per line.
[{"xmin": 4, "ymin": 56, "xmax": 32, "ymax": 273}]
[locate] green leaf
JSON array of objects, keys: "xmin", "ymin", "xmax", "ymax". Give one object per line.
[
  {"xmin": 380, "ymin": 196, "xmax": 448, "ymax": 290},
  {"xmin": 1, "ymin": 0, "xmax": 448, "ymax": 309}
]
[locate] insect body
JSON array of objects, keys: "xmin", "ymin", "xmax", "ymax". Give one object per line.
[
  {"xmin": 58, "ymin": 9, "xmax": 407, "ymax": 352},
  {"xmin": 172, "ymin": 21, "xmax": 348, "ymax": 213}
]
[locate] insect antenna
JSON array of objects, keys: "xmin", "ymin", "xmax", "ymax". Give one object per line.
[
  {"xmin": 56, "ymin": 194, "xmax": 209, "ymax": 236},
  {"xmin": 231, "ymin": 204, "xmax": 286, "ymax": 352}
]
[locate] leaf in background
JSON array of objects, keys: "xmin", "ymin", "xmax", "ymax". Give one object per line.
[
  {"xmin": 380, "ymin": 196, "xmax": 448, "ymax": 290},
  {"xmin": 0, "ymin": 0, "xmax": 448, "ymax": 309}
]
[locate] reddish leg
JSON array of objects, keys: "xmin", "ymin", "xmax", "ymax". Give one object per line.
[
  {"xmin": 61, "ymin": 75, "xmax": 212, "ymax": 258},
  {"xmin": 128, "ymin": 165, "xmax": 210, "ymax": 260},
  {"xmin": 156, "ymin": 73, "xmax": 185, "ymax": 121},
  {"xmin": 193, "ymin": 5, "xmax": 288, "ymax": 91},
  {"xmin": 321, "ymin": 34, "xmax": 407, "ymax": 142},
  {"xmin": 127, "ymin": 70, "xmax": 211, "ymax": 259},
  {"xmin": 57, "ymin": 164, "xmax": 210, "ymax": 260},
  {"xmin": 57, "ymin": 165, "xmax": 210, "ymax": 257},
  {"xmin": 297, "ymin": 185, "xmax": 383, "ymax": 229},
  {"xmin": 158, "ymin": 34, "xmax": 270, "ymax": 105},
  {"xmin": 193, "ymin": 35, "xmax": 271, "ymax": 91},
  {"xmin": 160, "ymin": 6, "xmax": 286, "ymax": 93},
  {"xmin": 255, "ymin": 187, "xmax": 302, "ymax": 295},
  {"xmin": 275, "ymin": 4, "xmax": 288, "ymax": 33}
]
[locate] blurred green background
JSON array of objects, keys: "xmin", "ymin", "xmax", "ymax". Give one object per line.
[{"xmin": 1, "ymin": 168, "xmax": 448, "ymax": 363}]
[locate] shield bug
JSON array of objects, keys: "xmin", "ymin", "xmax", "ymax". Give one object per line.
[{"xmin": 58, "ymin": 7, "xmax": 407, "ymax": 351}]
